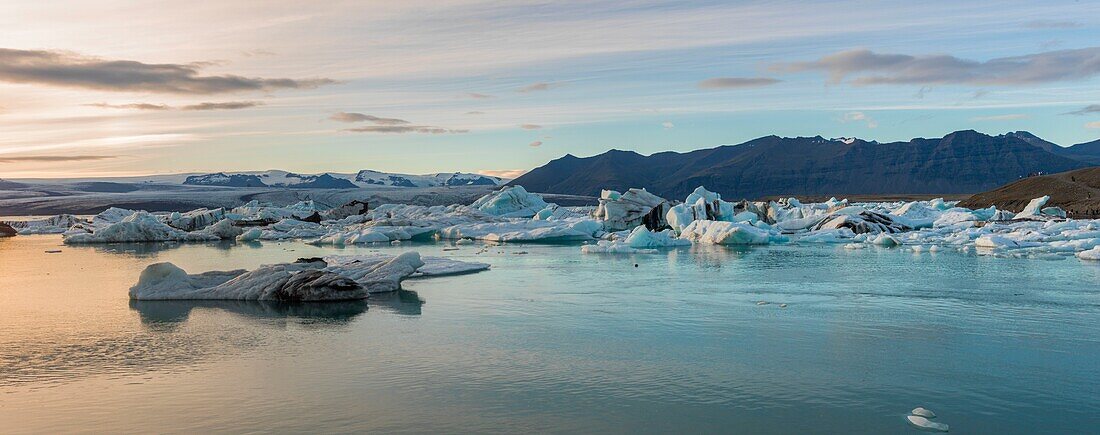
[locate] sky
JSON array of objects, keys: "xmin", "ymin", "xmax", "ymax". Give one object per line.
[{"xmin": 1, "ymin": 0, "xmax": 1100, "ymax": 178}]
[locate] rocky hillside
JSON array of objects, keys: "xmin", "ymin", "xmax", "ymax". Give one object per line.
[{"xmin": 958, "ymin": 167, "xmax": 1100, "ymax": 218}]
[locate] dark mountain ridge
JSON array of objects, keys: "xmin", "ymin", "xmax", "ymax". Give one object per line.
[{"xmin": 509, "ymin": 130, "xmax": 1095, "ymax": 200}]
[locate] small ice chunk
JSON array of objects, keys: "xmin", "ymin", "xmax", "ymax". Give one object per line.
[
  {"xmin": 1077, "ymin": 246, "xmax": 1100, "ymax": 261},
  {"xmin": 911, "ymin": 407, "xmax": 936, "ymax": 418},
  {"xmin": 906, "ymin": 415, "xmax": 948, "ymax": 432}
]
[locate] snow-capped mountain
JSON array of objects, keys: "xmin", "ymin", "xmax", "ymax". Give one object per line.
[{"xmin": 183, "ymin": 170, "xmax": 505, "ymax": 189}]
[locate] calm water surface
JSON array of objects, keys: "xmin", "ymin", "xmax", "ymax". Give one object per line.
[{"xmin": 2, "ymin": 235, "xmax": 1100, "ymax": 434}]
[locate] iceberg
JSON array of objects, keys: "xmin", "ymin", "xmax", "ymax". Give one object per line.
[
  {"xmin": 1077, "ymin": 246, "xmax": 1100, "ymax": 261},
  {"xmin": 130, "ymin": 252, "xmax": 430, "ymax": 300},
  {"xmin": 593, "ymin": 188, "xmax": 671, "ymax": 231},
  {"xmin": 622, "ymin": 226, "xmax": 691, "ymax": 248},
  {"xmin": 65, "ymin": 211, "xmax": 219, "ymax": 244},
  {"xmin": 323, "ymin": 254, "xmax": 490, "ymax": 278},
  {"xmin": 469, "ymin": 185, "xmax": 549, "ymax": 218},
  {"xmin": 680, "ymin": 220, "xmax": 771, "ymax": 245},
  {"xmin": 809, "ymin": 208, "xmax": 910, "ymax": 234},
  {"xmin": 2, "ymin": 214, "xmax": 86, "ymax": 235},
  {"xmin": 1014, "ymin": 196, "xmax": 1050, "ymax": 220}
]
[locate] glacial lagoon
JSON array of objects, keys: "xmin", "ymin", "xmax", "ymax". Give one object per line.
[{"xmin": 3, "ymin": 234, "xmax": 1100, "ymax": 434}]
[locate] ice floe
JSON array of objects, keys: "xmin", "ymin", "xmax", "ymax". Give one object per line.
[{"xmin": 129, "ymin": 252, "xmax": 487, "ymax": 300}]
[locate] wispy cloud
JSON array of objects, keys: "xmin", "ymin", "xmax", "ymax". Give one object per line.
[
  {"xmin": 0, "ymin": 48, "xmax": 333, "ymax": 94},
  {"xmin": 87, "ymin": 101, "xmax": 262, "ymax": 111},
  {"xmin": 520, "ymin": 124, "xmax": 542, "ymax": 130},
  {"xmin": 517, "ymin": 82, "xmax": 557, "ymax": 93},
  {"xmin": 465, "ymin": 111, "xmax": 485, "ymax": 115},
  {"xmin": 478, "ymin": 169, "xmax": 526, "ymax": 179},
  {"xmin": 1063, "ymin": 104, "xmax": 1100, "ymax": 115},
  {"xmin": 86, "ymin": 102, "xmax": 170, "ymax": 110},
  {"xmin": 971, "ymin": 114, "xmax": 1029, "ymax": 121},
  {"xmin": 528, "ymin": 140, "xmax": 543, "ymax": 147},
  {"xmin": 1023, "ymin": 19, "xmax": 1081, "ymax": 29},
  {"xmin": 346, "ymin": 125, "xmax": 467, "ymax": 134},
  {"xmin": 774, "ymin": 47, "xmax": 1100, "ymax": 85},
  {"xmin": 697, "ymin": 77, "xmax": 780, "ymax": 89},
  {"xmin": 182, "ymin": 101, "xmax": 263, "ymax": 111},
  {"xmin": 1087, "ymin": 121, "xmax": 1100, "ymax": 129},
  {"xmin": 329, "ymin": 112, "xmax": 410, "ymax": 125},
  {"xmin": 467, "ymin": 93, "xmax": 494, "ymax": 99},
  {"xmin": 0, "ymin": 154, "xmax": 115, "ymax": 163},
  {"xmin": 841, "ymin": 111, "xmax": 877, "ymax": 128},
  {"xmin": 662, "ymin": 121, "xmax": 675, "ymax": 129}
]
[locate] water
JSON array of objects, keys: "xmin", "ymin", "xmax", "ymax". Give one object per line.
[{"xmin": 2, "ymin": 235, "xmax": 1100, "ymax": 434}]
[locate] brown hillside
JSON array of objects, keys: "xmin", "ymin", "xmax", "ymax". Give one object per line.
[{"xmin": 958, "ymin": 167, "xmax": 1100, "ymax": 218}]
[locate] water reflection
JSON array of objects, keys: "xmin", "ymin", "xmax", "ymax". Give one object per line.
[
  {"xmin": 88, "ymin": 239, "xmax": 238, "ymax": 257},
  {"xmin": 369, "ymin": 290, "xmax": 425, "ymax": 316},
  {"xmin": 130, "ymin": 299, "xmax": 371, "ymax": 330},
  {"xmin": 129, "ymin": 290, "xmax": 423, "ymax": 330}
]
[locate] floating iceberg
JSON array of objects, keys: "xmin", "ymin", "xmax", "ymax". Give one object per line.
[
  {"xmin": 2, "ymin": 214, "xmax": 86, "ymax": 235},
  {"xmin": 65, "ymin": 211, "xmax": 220, "ymax": 244},
  {"xmin": 593, "ymin": 188, "xmax": 670, "ymax": 231},
  {"xmin": 131, "ymin": 252, "xmax": 432, "ymax": 300},
  {"xmin": 469, "ymin": 185, "xmax": 549, "ymax": 218},
  {"xmin": 1077, "ymin": 246, "xmax": 1100, "ymax": 261},
  {"xmin": 680, "ymin": 220, "xmax": 771, "ymax": 245},
  {"xmin": 622, "ymin": 226, "xmax": 691, "ymax": 248}
]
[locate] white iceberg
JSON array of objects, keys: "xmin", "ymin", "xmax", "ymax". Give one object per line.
[
  {"xmin": 593, "ymin": 188, "xmax": 670, "ymax": 231},
  {"xmin": 680, "ymin": 220, "xmax": 771, "ymax": 245},
  {"xmin": 65, "ymin": 211, "xmax": 219, "ymax": 244},
  {"xmin": 1077, "ymin": 246, "xmax": 1100, "ymax": 261},
  {"xmin": 130, "ymin": 252, "xmax": 431, "ymax": 300},
  {"xmin": 469, "ymin": 185, "xmax": 549, "ymax": 218},
  {"xmin": 1014, "ymin": 196, "xmax": 1050, "ymax": 220}
]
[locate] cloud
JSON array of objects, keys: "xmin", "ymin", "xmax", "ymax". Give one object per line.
[
  {"xmin": 329, "ymin": 112, "xmax": 410, "ymax": 125},
  {"xmin": 465, "ymin": 111, "xmax": 485, "ymax": 115},
  {"xmin": 86, "ymin": 102, "xmax": 170, "ymax": 110},
  {"xmin": 182, "ymin": 101, "xmax": 263, "ymax": 110},
  {"xmin": 467, "ymin": 93, "xmax": 494, "ymax": 99},
  {"xmin": 1023, "ymin": 20, "xmax": 1081, "ymax": 29},
  {"xmin": 914, "ymin": 86, "xmax": 932, "ymax": 99},
  {"xmin": 971, "ymin": 114, "xmax": 1029, "ymax": 121},
  {"xmin": 972, "ymin": 90, "xmax": 991, "ymax": 99},
  {"xmin": 697, "ymin": 77, "xmax": 780, "ymax": 89},
  {"xmin": 520, "ymin": 124, "xmax": 542, "ymax": 130},
  {"xmin": 0, "ymin": 155, "xmax": 115, "ymax": 163},
  {"xmin": 841, "ymin": 111, "xmax": 877, "ymax": 128},
  {"xmin": 86, "ymin": 101, "xmax": 262, "ymax": 111},
  {"xmin": 240, "ymin": 49, "xmax": 276, "ymax": 57},
  {"xmin": 528, "ymin": 140, "xmax": 543, "ymax": 147},
  {"xmin": 346, "ymin": 125, "xmax": 467, "ymax": 134},
  {"xmin": 1087, "ymin": 121, "xmax": 1100, "ymax": 129},
  {"xmin": 0, "ymin": 48, "xmax": 333, "ymax": 94},
  {"xmin": 662, "ymin": 121, "xmax": 674, "ymax": 129},
  {"xmin": 516, "ymin": 82, "xmax": 557, "ymax": 93},
  {"xmin": 1063, "ymin": 105, "xmax": 1100, "ymax": 115},
  {"xmin": 478, "ymin": 169, "xmax": 526, "ymax": 179},
  {"xmin": 774, "ymin": 47, "xmax": 1100, "ymax": 86}
]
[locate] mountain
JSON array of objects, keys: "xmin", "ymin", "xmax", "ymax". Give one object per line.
[
  {"xmin": 959, "ymin": 167, "xmax": 1100, "ymax": 218},
  {"xmin": 509, "ymin": 130, "xmax": 1094, "ymax": 200},
  {"xmin": 184, "ymin": 173, "xmax": 268, "ymax": 187},
  {"xmin": 182, "ymin": 170, "xmax": 505, "ymax": 189},
  {"xmin": 1059, "ymin": 139, "xmax": 1100, "ymax": 165},
  {"xmin": 0, "ymin": 178, "xmax": 26, "ymax": 189}
]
